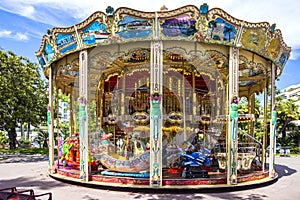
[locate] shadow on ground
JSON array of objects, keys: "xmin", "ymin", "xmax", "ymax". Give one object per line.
[
  {"xmin": 0, "ymin": 175, "xmax": 66, "ymax": 191},
  {"xmin": 0, "ymin": 154, "xmax": 48, "ymax": 163},
  {"xmin": 0, "ymin": 155, "xmax": 297, "ymax": 200},
  {"xmin": 274, "ymin": 163, "xmax": 297, "ymax": 178},
  {"xmin": 126, "ymin": 193, "xmax": 268, "ymax": 200}
]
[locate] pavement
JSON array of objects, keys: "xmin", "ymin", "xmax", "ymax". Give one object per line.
[{"xmin": 0, "ymin": 153, "xmax": 299, "ymax": 200}]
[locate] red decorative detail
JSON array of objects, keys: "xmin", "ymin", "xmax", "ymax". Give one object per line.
[
  {"xmin": 55, "ymin": 167, "xmax": 270, "ymax": 187},
  {"xmin": 168, "ymin": 167, "xmax": 183, "ymax": 173}
]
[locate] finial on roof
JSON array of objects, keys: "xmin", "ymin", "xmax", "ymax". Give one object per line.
[
  {"xmin": 200, "ymin": 3, "xmax": 209, "ymax": 14},
  {"xmin": 160, "ymin": 5, "xmax": 168, "ymax": 11},
  {"xmin": 106, "ymin": 6, "xmax": 114, "ymax": 16},
  {"xmin": 271, "ymin": 23, "xmax": 276, "ymax": 33}
]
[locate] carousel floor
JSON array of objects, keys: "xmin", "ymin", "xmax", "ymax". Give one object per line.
[{"xmin": 50, "ymin": 166, "xmax": 277, "ymax": 191}]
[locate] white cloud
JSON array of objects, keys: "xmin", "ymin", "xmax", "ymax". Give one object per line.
[
  {"xmin": 20, "ymin": 4, "xmax": 35, "ymax": 18},
  {"xmin": 0, "ymin": 30, "xmax": 12, "ymax": 37},
  {"xmin": 290, "ymin": 49, "xmax": 300, "ymax": 60},
  {"xmin": 15, "ymin": 33, "xmax": 29, "ymax": 41},
  {"xmin": 0, "ymin": 30, "xmax": 29, "ymax": 41}
]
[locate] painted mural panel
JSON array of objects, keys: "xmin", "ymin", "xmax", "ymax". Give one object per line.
[
  {"xmin": 82, "ymin": 21, "xmax": 109, "ymax": 45},
  {"xmin": 56, "ymin": 33, "xmax": 77, "ymax": 54},
  {"xmin": 267, "ymin": 38, "xmax": 280, "ymax": 59},
  {"xmin": 117, "ymin": 16, "xmax": 152, "ymax": 39},
  {"xmin": 241, "ymin": 29, "xmax": 266, "ymax": 52},
  {"xmin": 162, "ymin": 15, "xmax": 197, "ymax": 37},
  {"xmin": 207, "ymin": 18, "xmax": 236, "ymax": 42}
]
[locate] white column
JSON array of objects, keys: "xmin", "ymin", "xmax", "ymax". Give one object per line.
[
  {"xmin": 263, "ymin": 86, "xmax": 268, "ymax": 172},
  {"xmin": 269, "ymin": 63, "xmax": 276, "ymax": 178},
  {"xmin": 227, "ymin": 46, "xmax": 239, "ymax": 185},
  {"xmin": 48, "ymin": 67, "xmax": 55, "ymax": 173},
  {"xmin": 149, "ymin": 12, "xmax": 163, "ymax": 187},
  {"xmin": 182, "ymin": 70, "xmax": 187, "ymax": 142},
  {"xmin": 79, "ymin": 50, "xmax": 89, "ymax": 182}
]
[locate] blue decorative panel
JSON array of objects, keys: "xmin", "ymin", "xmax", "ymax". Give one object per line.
[
  {"xmin": 208, "ymin": 18, "xmax": 236, "ymax": 42},
  {"xmin": 56, "ymin": 33, "xmax": 77, "ymax": 54},
  {"xmin": 38, "ymin": 55, "xmax": 46, "ymax": 66},
  {"xmin": 82, "ymin": 21, "xmax": 109, "ymax": 45},
  {"xmin": 44, "ymin": 43, "xmax": 54, "ymax": 61},
  {"xmin": 117, "ymin": 16, "xmax": 152, "ymax": 39},
  {"xmin": 279, "ymin": 52, "xmax": 288, "ymax": 67},
  {"xmin": 162, "ymin": 15, "xmax": 197, "ymax": 37}
]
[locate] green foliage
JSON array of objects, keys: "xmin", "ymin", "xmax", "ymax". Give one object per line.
[
  {"xmin": 34, "ymin": 126, "xmax": 49, "ymax": 148},
  {"xmin": 20, "ymin": 139, "xmax": 31, "ymax": 145},
  {"xmin": 52, "ymin": 89, "xmax": 71, "ymax": 139},
  {"xmin": 58, "ymin": 121, "xmax": 70, "ymax": 139},
  {"xmin": 275, "ymin": 97, "xmax": 300, "ymax": 138},
  {"xmin": 88, "ymin": 100, "xmax": 97, "ymax": 133},
  {"xmin": 278, "ymin": 130, "xmax": 300, "ymax": 152},
  {"xmin": 0, "ymin": 49, "xmax": 48, "ymax": 149},
  {"xmin": 238, "ymin": 97, "xmax": 249, "ymax": 130},
  {"xmin": 0, "ymin": 131, "xmax": 9, "ymax": 145},
  {"xmin": 238, "ymin": 96, "xmax": 263, "ymax": 142},
  {"xmin": 288, "ymin": 130, "xmax": 300, "ymax": 145}
]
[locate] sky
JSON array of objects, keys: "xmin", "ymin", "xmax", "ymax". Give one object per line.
[{"xmin": 0, "ymin": 0, "xmax": 300, "ymax": 90}]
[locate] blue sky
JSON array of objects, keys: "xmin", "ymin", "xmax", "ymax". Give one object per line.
[{"xmin": 1, "ymin": 0, "xmax": 300, "ymax": 90}]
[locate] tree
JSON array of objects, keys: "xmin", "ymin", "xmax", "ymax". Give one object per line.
[
  {"xmin": 34, "ymin": 125, "xmax": 49, "ymax": 148},
  {"xmin": 238, "ymin": 96, "xmax": 262, "ymax": 131},
  {"xmin": 286, "ymin": 130, "xmax": 300, "ymax": 149},
  {"xmin": 53, "ymin": 89, "xmax": 70, "ymax": 141},
  {"xmin": 0, "ymin": 130, "xmax": 9, "ymax": 148},
  {"xmin": 276, "ymin": 98, "xmax": 299, "ymax": 138},
  {"xmin": 0, "ymin": 49, "xmax": 48, "ymax": 149}
]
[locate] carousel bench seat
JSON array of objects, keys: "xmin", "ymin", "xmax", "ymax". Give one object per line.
[{"xmin": 216, "ymin": 152, "xmax": 256, "ymax": 171}]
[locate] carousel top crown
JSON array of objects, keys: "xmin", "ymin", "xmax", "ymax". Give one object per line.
[{"xmin": 36, "ymin": 3, "xmax": 290, "ymax": 81}]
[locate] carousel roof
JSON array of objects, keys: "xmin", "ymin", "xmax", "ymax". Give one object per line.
[{"xmin": 36, "ymin": 4, "xmax": 291, "ymax": 96}]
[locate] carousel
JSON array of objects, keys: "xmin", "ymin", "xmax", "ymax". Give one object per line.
[{"xmin": 36, "ymin": 4, "xmax": 290, "ymax": 189}]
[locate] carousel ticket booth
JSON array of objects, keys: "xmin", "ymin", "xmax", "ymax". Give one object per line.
[{"xmin": 36, "ymin": 4, "xmax": 290, "ymax": 188}]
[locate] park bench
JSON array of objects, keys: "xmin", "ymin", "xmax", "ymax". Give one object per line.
[{"xmin": 0, "ymin": 187, "xmax": 52, "ymax": 200}]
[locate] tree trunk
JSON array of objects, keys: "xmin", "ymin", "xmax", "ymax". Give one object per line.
[
  {"xmin": 8, "ymin": 128, "xmax": 17, "ymax": 149},
  {"xmin": 43, "ymin": 139, "xmax": 48, "ymax": 148},
  {"xmin": 281, "ymin": 120, "xmax": 289, "ymax": 138},
  {"xmin": 26, "ymin": 123, "xmax": 31, "ymax": 140},
  {"xmin": 20, "ymin": 124, "xmax": 24, "ymax": 140}
]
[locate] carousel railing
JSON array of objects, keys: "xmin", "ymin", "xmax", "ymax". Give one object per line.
[{"xmin": 214, "ymin": 128, "xmax": 262, "ymax": 171}]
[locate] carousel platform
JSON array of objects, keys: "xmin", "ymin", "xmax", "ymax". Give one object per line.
[{"xmin": 50, "ymin": 166, "xmax": 277, "ymax": 192}]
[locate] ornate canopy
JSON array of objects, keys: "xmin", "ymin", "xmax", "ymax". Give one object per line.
[{"xmin": 36, "ymin": 4, "xmax": 291, "ymax": 97}]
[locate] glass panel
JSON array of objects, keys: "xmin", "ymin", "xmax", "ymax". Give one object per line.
[
  {"xmin": 162, "ymin": 49, "xmax": 227, "ymax": 179},
  {"xmin": 88, "ymin": 46, "xmax": 151, "ymax": 177}
]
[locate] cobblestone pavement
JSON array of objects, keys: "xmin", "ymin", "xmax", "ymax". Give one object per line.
[{"xmin": 0, "ymin": 154, "xmax": 299, "ymax": 200}]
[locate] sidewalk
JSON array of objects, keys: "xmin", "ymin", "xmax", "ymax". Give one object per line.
[
  {"xmin": 0, "ymin": 154, "xmax": 299, "ymax": 200},
  {"xmin": 0, "ymin": 153, "xmax": 48, "ymax": 163}
]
